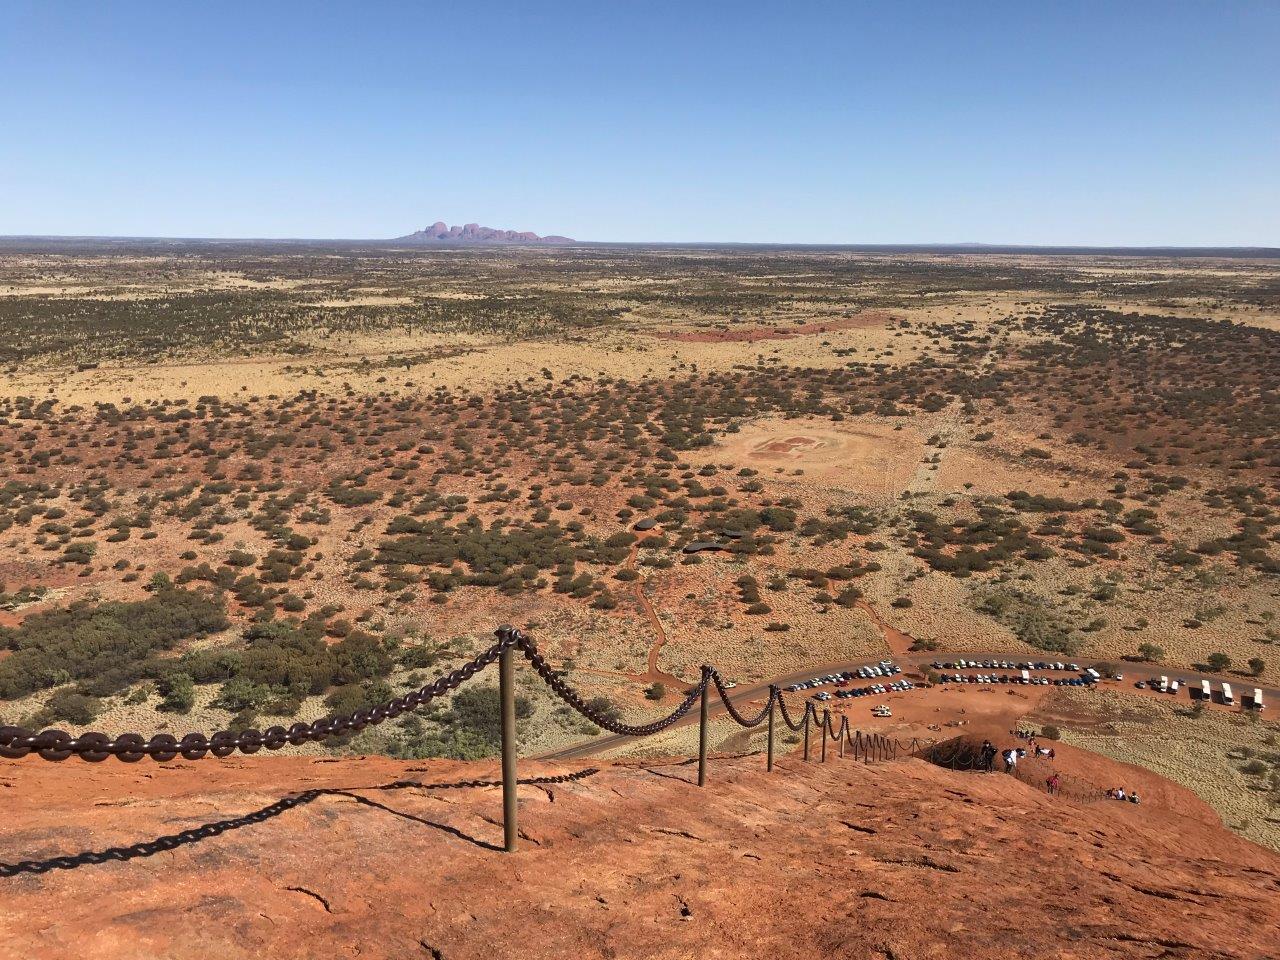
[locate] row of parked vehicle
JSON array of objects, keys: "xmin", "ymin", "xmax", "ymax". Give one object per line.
[
  {"xmin": 784, "ymin": 660, "xmax": 902, "ymax": 693},
  {"xmin": 941, "ymin": 672, "xmax": 1096, "ymax": 687},
  {"xmin": 813, "ymin": 679, "xmax": 916, "ymax": 701},
  {"xmin": 931, "ymin": 659, "xmax": 1083, "ymax": 673}
]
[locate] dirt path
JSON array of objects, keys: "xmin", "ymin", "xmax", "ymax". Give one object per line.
[
  {"xmin": 855, "ymin": 599, "xmax": 917, "ymax": 656},
  {"xmin": 620, "ymin": 538, "xmax": 683, "ymax": 689}
]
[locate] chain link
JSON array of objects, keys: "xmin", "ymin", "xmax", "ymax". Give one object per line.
[
  {"xmin": 774, "ymin": 693, "xmax": 811, "ymax": 732},
  {"xmin": 708, "ymin": 670, "xmax": 773, "ymax": 728},
  {"xmin": 514, "ymin": 631, "xmax": 707, "ymax": 737},
  {"xmin": 0, "ymin": 623, "xmax": 933, "ymax": 766},
  {"xmin": 0, "ymin": 627, "xmax": 521, "ymax": 763}
]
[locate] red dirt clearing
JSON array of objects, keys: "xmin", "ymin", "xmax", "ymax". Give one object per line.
[{"xmin": 652, "ymin": 310, "xmax": 894, "ymax": 342}]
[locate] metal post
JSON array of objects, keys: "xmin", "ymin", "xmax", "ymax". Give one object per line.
[
  {"xmin": 821, "ymin": 709, "xmax": 829, "ymax": 762},
  {"xmin": 499, "ymin": 644, "xmax": 518, "ymax": 853},
  {"xmin": 803, "ymin": 705, "xmax": 811, "ymax": 761},
  {"xmin": 838, "ymin": 717, "xmax": 845, "ymax": 758},
  {"xmin": 697, "ymin": 667, "xmax": 710, "ymax": 787},
  {"xmin": 766, "ymin": 686, "xmax": 776, "ymax": 772}
]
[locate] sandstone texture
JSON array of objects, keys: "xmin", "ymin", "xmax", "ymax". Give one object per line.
[{"xmin": 2, "ymin": 747, "xmax": 1278, "ymax": 959}]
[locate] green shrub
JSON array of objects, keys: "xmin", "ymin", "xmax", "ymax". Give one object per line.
[
  {"xmin": 38, "ymin": 690, "xmax": 102, "ymax": 726},
  {"xmin": 157, "ymin": 673, "xmax": 196, "ymax": 714},
  {"xmin": 0, "ymin": 587, "xmax": 228, "ymax": 699}
]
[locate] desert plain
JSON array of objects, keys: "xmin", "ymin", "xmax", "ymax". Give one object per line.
[{"xmin": 1, "ymin": 239, "xmax": 1277, "ymax": 851}]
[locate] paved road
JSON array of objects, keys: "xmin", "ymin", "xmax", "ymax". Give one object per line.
[{"xmin": 536, "ymin": 651, "xmax": 1278, "ymax": 762}]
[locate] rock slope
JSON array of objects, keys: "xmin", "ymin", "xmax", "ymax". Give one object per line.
[{"xmin": 1, "ymin": 750, "xmax": 1277, "ymax": 959}]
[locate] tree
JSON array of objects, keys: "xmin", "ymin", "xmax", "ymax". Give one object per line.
[
  {"xmin": 1137, "ymin": 642, "xmax": 1164, "ymax": 662},
  {"xmin": 1040, "ymin": 724, "xmax": 1061, "ymax": 741},
  {"xmin": 1206, "ymin": 652, "xmax": 1232, "ymax": 673},
  {"xmin": 644, "ymin": 682, "xmax": 666, "ymax": 701},
  {"xmin": 1248, "ymin": 657, "xmax": 1266, "ymax": 677}
]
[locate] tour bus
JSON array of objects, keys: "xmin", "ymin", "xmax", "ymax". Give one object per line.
[
  {"xmin": 1085, "ymin": 667, "xmax": 1101, "ymax": 681},
  {"xmin": 1200, "ymin": 679, "xmax": 1212, "ymax": 702},
  {"xmin": 1168, "ymin": 679, "xmax": 1179, "ymax": 694},
  {"xmin": 1020, "ymin": 669, "xmax": 1031, "ymax": 683},
  {"xmin": 1158, "ymin": 675, "xmax": 1169, "ymax": 693},
  {"xmin": 1221, "ymin": 683, "xmax": 1234, "ymax": 706},
  {"xmin": 1247, "ymin": 688, "xmax": 1264, "ymax": 712}
]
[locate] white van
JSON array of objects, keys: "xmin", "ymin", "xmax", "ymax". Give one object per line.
[
  {"xmin": 1200, "ymin": 679, "xmax": 1212, "ymax": 701},
  {"xmin": 1221, "ymin": 683, "xmax": 1234, "ymax": 706}
]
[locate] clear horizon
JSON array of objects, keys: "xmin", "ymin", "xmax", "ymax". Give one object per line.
[{"xmin": 3, "ymin": 2, "xmax": 1278, "ymax": 245}]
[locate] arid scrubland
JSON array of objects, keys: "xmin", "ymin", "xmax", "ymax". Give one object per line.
[{"xmin": 1, "ymin": 241, "xmax": 1276, "ymax": 782}]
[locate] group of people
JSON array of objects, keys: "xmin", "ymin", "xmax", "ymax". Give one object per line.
[
  {"xmin": 978, "ymin": 739, "xmax": 1026, "ymax": 774},
  {"xmin": 972, "ymin": 734, "xmax": 1145, "ymax": 805},
  {"xmin": 1108, "ymin": 787, "xmax": 1141, "ymax": 804},
  {"xmin": 978, "ymin": 738, "xmax": 1062, "ymax": 796},
  {"xmin": 1014, "ymin": 728, "xmax": 1057, "ymax": 760}
]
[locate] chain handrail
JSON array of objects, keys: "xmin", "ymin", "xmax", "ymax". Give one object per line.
[
  {"xmin": 0, "ymin": 628, "xmax": 522, "ymax": 763},
  {"xmin": 0, "ymin": 622, "xmax": 965, "ymax": 859},
  {"xmin": 709, "ymin": 670, "xmax": 773, "ymax": 728},
  {"xmin": 0, "ymin": 626, "xmax": 926, "ymax": 770},
  {"xmin": 774, "ymin": 692, "xmax": 812, "ymax": 732}
]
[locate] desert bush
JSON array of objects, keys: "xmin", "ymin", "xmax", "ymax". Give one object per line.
[
  {"xmin": 35, "ymin": 689, "xmax": 102, "ymax": 726},
  {"xmin": 157, "ymin": 672, "xmax": 196, "ymax": 714},
  {"xmin": 0, "ymin": 587, "xmax": 227, "ymax": 699}
]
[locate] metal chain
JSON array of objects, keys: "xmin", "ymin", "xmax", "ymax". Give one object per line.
[
  {"xmin": 0, "ymin": 628, "xmax": 522, "ymax": 763},
  {"xmin": 0, "ymin": 620, "xmax": 935, "ymax": 766},
  {"xmin": 709, "ymin": 670, "xmax": 773, "ymax": 728},
  {"xmin": 774, "ymin": 693, "xmax": 810, "ymax": 732},
  {"xmin": 514, "ymin": 631, "xmax": 707, "ymax": 737}
]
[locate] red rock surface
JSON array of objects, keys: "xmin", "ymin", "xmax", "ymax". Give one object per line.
[{"xmin": 1, "ymin": 749, "xmax": 1278, "ymax": 959}]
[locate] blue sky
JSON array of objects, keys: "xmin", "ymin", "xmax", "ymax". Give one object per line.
[{"xmin": 2, "ymin": 2, "xmax": 1277, "ymax": 244}]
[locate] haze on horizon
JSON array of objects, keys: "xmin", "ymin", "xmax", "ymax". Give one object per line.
[{"xmin": 2, "ymin": 1, "xmax": 1278, "ymax": 246}]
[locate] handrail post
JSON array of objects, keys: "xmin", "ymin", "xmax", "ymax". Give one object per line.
[
  {"xmin": 838, "ymin": 717, "xmax": 845, "ymax": 759},
  {"xmin": 697, "ymin": 667, "xmax": 710, "ymax": 787},
  {"xmin": 803, "ymin": 705, "xmax": 811, "ymax": 761},
  {"xmin": 766, "ymin": 686, "xmax": 776, "ymax": 772},
  {"xmin": 821, "ymin": 709, "xmax": 829, "ymax": 763},
  {"xmin": 499, "ymin": 642, "xmax": 518, "ymax": 853}
]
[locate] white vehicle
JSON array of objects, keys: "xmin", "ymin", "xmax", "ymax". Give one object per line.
[
  {"xmin": 1249, "ymin": 688, "xmax": 1264, "ymax": 712},
  {"xmin": 1200, "ymin": 679, "xmax": 1212, "ymax": 701},
  {"xmin": 1221, "ymin": 683, "xmax": 1234, "ymax": 706},
  {"xmin": 1168, "ymin": 680, "xmax": 1179, "ymax": 694},
  {"xmin": 1158, "ymin": 675, "xmax": 1169, "ymax": 693},
  {"xmin": 1020, "ymin": 669, "xmax": 1031, "ymax": 683},
  {"xmin": 1085, "ymin": 668, "xmax": 1101, "ymax": 681}
]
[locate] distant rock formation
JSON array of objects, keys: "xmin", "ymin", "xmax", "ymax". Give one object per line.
[{"xmin": 395, "ymin": 221, "xmax": 574, "ymax": 244}]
